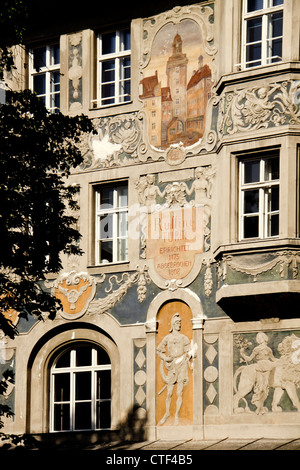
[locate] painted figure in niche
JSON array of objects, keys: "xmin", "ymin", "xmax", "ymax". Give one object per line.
[
  {"xmin": 157, "ymin": 313, "xmax": 197, "ymax": 425},
  {"xmin": 140, "ymin": 20, "xmax": 212, "ymax": 149}
]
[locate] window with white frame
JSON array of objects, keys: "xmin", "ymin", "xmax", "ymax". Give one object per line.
[
  {"xmin": 239, "ymin": 153, "xmax": 280, "ymax": 240},
  {"xmin": 95, "ymin": 28, "xmax": 131, "ymax": 107},
  {"xmin": 95, "ymin": 183, "xmax": 128, "ymax": 265},
  {"xmin": 30, "ymin": 44, "xmax": 60, "ymax": 112},
  {"xmin": 242, "ymin": 0, "xmax": 284, "ymax": 68},
  {"xmin": 50, "ymin": 344, "xmax": 111, "ymax": 432}
]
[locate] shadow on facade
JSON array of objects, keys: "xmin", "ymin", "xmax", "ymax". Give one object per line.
[
  {"xmin": 0, "ymin": 406, "xmax": 148, "ymax": 450},
  {"xmin": 117, "ymin": 405, "xmax": 148, "ymax": 445}
]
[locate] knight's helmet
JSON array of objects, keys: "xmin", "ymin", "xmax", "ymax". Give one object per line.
[{"xmin": 169, "ymin": 313, "xmax": 181, "ymax": 332}]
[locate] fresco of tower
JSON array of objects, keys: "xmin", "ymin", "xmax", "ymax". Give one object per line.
[{"xmin": 140, "ymin": 19, "xmax": 212, "ymax": 149}]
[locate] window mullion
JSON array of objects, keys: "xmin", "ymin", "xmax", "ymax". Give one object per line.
[
  {"xmin": 92, "ymin": 370, "xmax": 96, "ymax": 430},
  {"xmin": 115, "ymin": 58, "xmax": 120, "ymax": 104},
  {"xmin": 239, "ymin": 162, "xmax": 245, "ymax": 240},
  {"xmin": 262, "ymin": 13, "xmax": 268, "ymax": 65},
  {"xmin": 45, "ymin": 46, "xmax": 50, "ymax": 109},
  {"xmin": 70, "ymin": 350, "xmax": 76, "ymax": 431},
  {"xmin": 112, "ymin": 211, "xmax": 118, "ymax": 262},
  {"xmin": 50, "ymin": 373, "xmax": 55, "ymax": 432}
]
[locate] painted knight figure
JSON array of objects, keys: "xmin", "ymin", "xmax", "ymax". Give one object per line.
[{"xmin": 156, "ymin": 305, "xmax": 197, "ymax": 426}]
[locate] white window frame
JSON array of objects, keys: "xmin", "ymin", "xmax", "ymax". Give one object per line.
[
  {"xmin": 239, "ymin": 154, "xmax": 280, "ymax": 240},
  {"xmin": 29, "ymin": 44, "xmax": 60, "ymax": 113},
  {"xmin": 95, "ymin": 183, "xmax": 128, "ymax": 265},
  {"xmin": 241, "ymin": 0, "xmax": 284, "ymax": 69},
  {"xmin": 95, "ymin": 29, "xmax": 131, "ymax": 108},
  {"xmin": 50, "ymin": 346, "xmax": 111, "ymax": 432}
]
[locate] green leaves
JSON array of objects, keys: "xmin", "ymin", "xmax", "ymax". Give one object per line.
[
  {"xmin": 0, "ymin": 0, "xmax": 28, "ymax": 78},
  {"xmin": 0, "ymin": 90, "xmax": 93, "ymax": 337}
]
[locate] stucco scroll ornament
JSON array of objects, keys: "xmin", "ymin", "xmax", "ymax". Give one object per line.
[
  {"xmin": 219, "ymin": 80, "xmax": 300, "ymax": 136},
  {"xmin": 80, "ymin": 114, "xmax": 142, "ymax": 169},
  {"xmin": 233, "ymin": 332, "xmax": 300, "ymax": 414},
  {"xmin": 87, "ymin": 265, "xmax": 150, "ymax": 315},
  {"xmin": 48, "ymin": 270, "xmax": 104, "ymax": 320}
]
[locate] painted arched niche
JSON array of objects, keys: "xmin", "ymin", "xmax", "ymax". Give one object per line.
[{"xmin": 156, "ymin": 300, "xmax": 193, "ymax": 426}]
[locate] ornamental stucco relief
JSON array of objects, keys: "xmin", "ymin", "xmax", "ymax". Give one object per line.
[
  {"xmin": 79, "ymin": 4, "xmax": 219, "ymax": 171},
  {"xmin": 68, "ymin": 32, "xmax": 83, "ymax": 111},
  {"xmin": 218, "ymin": 250, "xmax": 300, "ymax": 286},
  {"xmin": 47, "ymin": 267, "xmax": 150, "ymax": 320},
  {"xmin": 218, "ymin": 80, "xmax": 300, "ymax": 136},
  {"xmin": 233, "ymin": 331, "xmax": 300, "ymax": 415},
  {"xmin": 136, "ymin": 167, "xmax": 215, "ymax": 290},
  {"xmin": 81, "ymin": 113, "xmax": 143, "ymax": 169}
]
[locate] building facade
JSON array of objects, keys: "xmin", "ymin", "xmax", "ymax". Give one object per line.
[{"xmin": 2, "ymin": 0, "xmax": 300, "ymax": 441}]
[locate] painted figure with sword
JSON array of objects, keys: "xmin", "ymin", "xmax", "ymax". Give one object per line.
[{"xmin": 157, "ymin": 313, "xmax": 197, "ymax": 425}]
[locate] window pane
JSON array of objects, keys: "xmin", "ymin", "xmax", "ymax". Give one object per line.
[
  {"xmin": 100, "ymin": 240, "xmax": 113, "ymax": 263},
  {"xmin": 50, "ymin": 44, "xmax": 60, "ymax": 65},
  {"xmin": 269, "ymin": 213, "xmax": 279, "ymax": 236},
  {"xmin": 33, "ymin": 74, "xmax": 46, "ymax": 96},
  {"xmin": 33, "ymin": 47, "xmax": 46, "ymax": 70},
  {"xmin": 244, "ymin": 216, "xmax": 259, "ymax": 238},
  {"xmin": 75, "ymin": 402, "xmax": 91, "ymax": 430},
  {"xmin": 54, "ymin": 373, "xmax": 70, "ymax": 402},
  {"xmin": 244, "ymin": 189, "xmax": 259, "ymax": 213},
  {"xmin": 96, "ymin": 400, "xmax": 111, "ymax": 429},
  {"xmin": 75, "ymin": 371, "xmax": 91, "ymax": 400},
  {"xmin": 247, "ymin": 18, "xmax": 262, "ymax": 43},
  {"xmin": 97, "ymin": 348, "xmax": 110, "ymax": 365},
  {"xmin": 269, "ymin": 12, "xmax": 283, "ymax": 38},
  {"xmin": 54, "ymin": 404, "xmax": 70, "ymax": 431},
  {"xmin": 117, "ymin": 238, "xmax": 128, "ymax": 261},
  {"xmin": 117, "ymin": 186, "xmax": 128, "ymax": 208},
  {"xmin": 100, "ymin": 187, "xmax": 114, "ymax": 208},
  {"xmin": 100, "ymin": 214, "xmax": 113, "ymax": 239},
  {"xmin": 51, "ymin": 71, "xmax": 60, "ymax": 92},
  {"xmin": 118, "ymin": 212, "xmax": 128, "ymax": 237},
  {"xmin": 52, "ymin": 93, "xmax": 60, "ymax": 112},
  {"xmin": 97, "ymin": 370, "xmax": 111, "ymax": 400},
  {"xmin": 244, "ymin": 160, "xmax": 260, "ymax": 183},
  {"xmin": 120, "ymin": 29, "xmax": 131, "ymax": 51},
  {"xmin": 268, "ymin": 186, "xmax": 279, "ymax": 212},
  {"xmin": 269, "ymin": 38, "xmax": 282, "ymax": 62},
  {"xmin": 55, "ymin": 350, "xmax": 70, "ymax": 368},
  {"xmin": 102, "ymin": 84, "xmax": 115, "ymax": 104},
  {"xmin": 76, "ymin": 346, "xmax": 92, "ymax": 367},
  {"xmin": 265, "ymin": 157, "xmax": 279, "ymax": 180},
  {"xmin": 272, "ymin": 0, "xmax": 283, "ymax": 6},
  {"xmin": 247, "ymin": 0, "xmax": 263, "ymax": 12},
  {"xmin": 102, "ymin": 32, "xmax": 116, "ymax": 55},
  {"xmin": 246, "ymin": 44, "xmax": 262, "ymax": 67},
  {"xmin": 120, "ymin": 80, "xmax": 131, "ymax": 102},
  {"xmin": 102, "ymin": 59, "xmax": 115, "ymax": 83}
]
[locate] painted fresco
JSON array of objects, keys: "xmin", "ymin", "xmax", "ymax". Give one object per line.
[
  {"xmin": 156, "ymin": 301, "xmax": 194, "ymax": 426},
  {"xmin": 233, "ymin": 331, "xmax": 300, "ymax": 414},
  {"xmin": 140, "ymin": 19, "xmax": 212, "ymax": 149}
]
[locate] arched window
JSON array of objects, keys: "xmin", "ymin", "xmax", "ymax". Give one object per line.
[{"xmin": 50, "ymin": 343, "xmax": 111, "ymax": 432}]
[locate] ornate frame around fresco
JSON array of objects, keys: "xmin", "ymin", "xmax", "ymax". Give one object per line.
[{"xmin": 137, "ymin": 2, "xmax": 218, "ymax": 165}]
